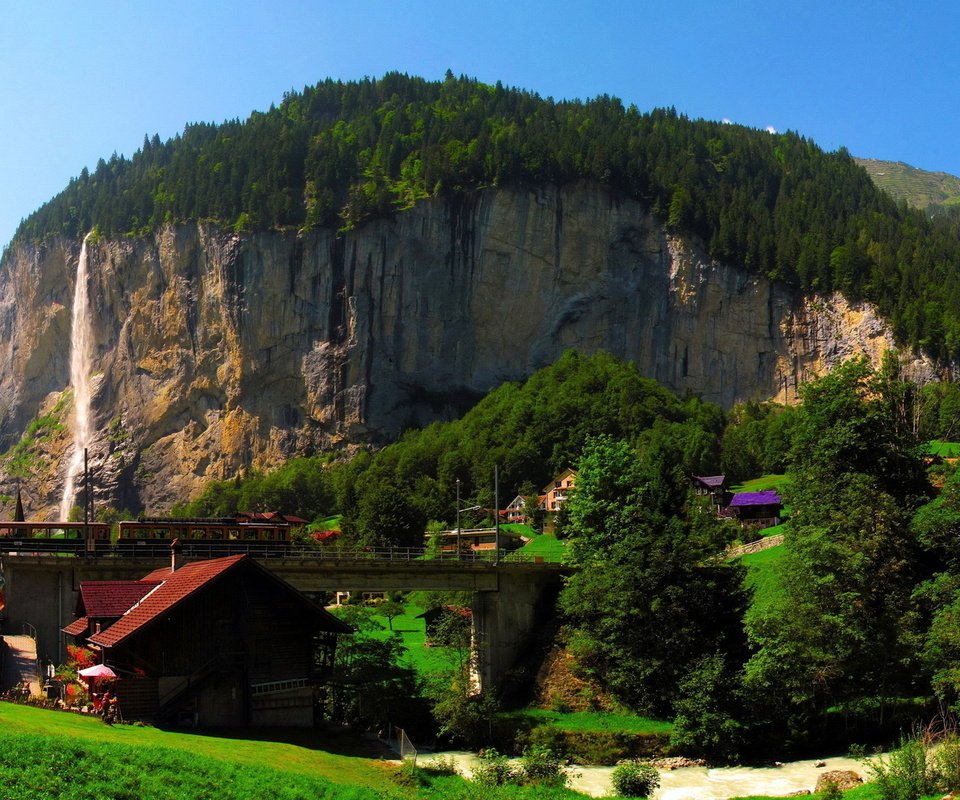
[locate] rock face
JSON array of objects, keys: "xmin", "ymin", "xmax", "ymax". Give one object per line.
[{"xmin": 0, "ymin": 182, "xmax": 939, "ymax": 514}]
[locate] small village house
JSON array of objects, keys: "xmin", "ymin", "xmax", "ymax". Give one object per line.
[
  {"xmin": 64, "ymin": 553, "xmax": 351, "ymax": 727},
  {"xmin": 692, "ymin": 474, "xmax": 728, "ymax": 512},
  {"xmin": 539, "ymin": 468, "xmax": 576, "ymax": 513},
  {"xmin": 725, "ymin": 490, "xmax": 783, "ymax": 530},
  {"xmin": 502, "ymin": 495, "xmax": 528, "ymax": 524}
]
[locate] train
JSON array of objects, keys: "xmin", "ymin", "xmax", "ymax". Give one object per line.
[{"xmin": 0, "ymin": 513, "xmax": 303, "ymax": 557}]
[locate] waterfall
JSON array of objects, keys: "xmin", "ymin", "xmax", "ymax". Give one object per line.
[{"xmin": 59, "ymin": 233, "xmax": 95, "ymax": 520}]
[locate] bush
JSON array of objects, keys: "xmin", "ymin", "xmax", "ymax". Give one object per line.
[
  {"xmin": 519, "ymin": 745, "xmax": 568, "ymax": 787},
  {"xmin": 935, "ymin": 734, "xmax": 960, "ymax": 792},
  {"xmin": 521, "ymin": 724, "xmax": 567, "ymax": 757},
  {"xmin": 472, "ymin": 748, "xmax": 517, "ymax": 786},
  {"xmin": 867, "ymin": 735, "xmax": 939, "ymax": 800},
  {"xmin": 611, "ymin": 761, "xmax": 660, "ymax": 798},
  {"xmin": 421, "ymin": 754, "xmax": 459, "ymax": 776},
  {"xmin": 819, "ymin": 779, "xmax": 843, "ymax": 800}
]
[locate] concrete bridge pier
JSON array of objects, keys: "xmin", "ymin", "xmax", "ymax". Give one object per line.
[
  {"xmin": 471, "ymin": 568, "xmax": 562, "ymax": 694},
  {"xmin": 2, "ymin": 560, "xmax": 74, "ymax": 668}
]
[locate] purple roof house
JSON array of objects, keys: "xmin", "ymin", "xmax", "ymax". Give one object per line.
[{"xmin": 727, "ymin": 490, "xmax": 782, "ymax": 528}]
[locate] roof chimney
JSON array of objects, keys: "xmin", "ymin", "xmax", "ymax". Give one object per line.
[{"xmin": 171, "ymin": 538, "xmax": 183, "ymax": 573}]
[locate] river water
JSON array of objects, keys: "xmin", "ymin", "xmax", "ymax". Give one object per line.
[{"xmin": 424, "ymin": 751, "xmax": 869, "ymax": 799}]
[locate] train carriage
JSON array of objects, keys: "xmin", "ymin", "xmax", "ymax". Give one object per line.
[
  {"xmin": 0, "ymin": 521, "xmax": 111, "ymax": 554},
  {"xmin": 116, "ymin": 517, "xmax": 292, "ymax": 557}
]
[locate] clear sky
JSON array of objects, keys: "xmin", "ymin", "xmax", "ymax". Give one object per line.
[{"xmin": 2, "ymin": 0, "xmax": 959, "ymax": 250}]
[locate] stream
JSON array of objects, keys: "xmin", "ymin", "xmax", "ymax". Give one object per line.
[{"xmin": 424, "ymin": 751, "xmax": 870, "ymax": 799}]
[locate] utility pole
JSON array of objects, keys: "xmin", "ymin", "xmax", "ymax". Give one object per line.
[
  {"xmin": 494, "ymin": 464, "xmax": 500, "ymax": 565},
  {"xmin": 456, "ymin": 478, "xmax": 461, "ymax": 560}
]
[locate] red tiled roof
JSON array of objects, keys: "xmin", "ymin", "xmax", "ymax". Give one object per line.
[
  {"xmin": 78, "ymin": 580, "xmax": 161, "ymax": 618},
  {"xmin": 89, "ymin": 554, "xmax": 352, "ymax": 649},
  {"xmin": 62, "ymin": 617, "xmax": 89, "ymax": 637},
  {"xmin": 89, "ymin": 555, "xmax": 246, "ymax": 649}
]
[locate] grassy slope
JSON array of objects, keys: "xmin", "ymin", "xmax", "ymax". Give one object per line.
[
  {"xmin": 499, "ymin": 523, "xmax": 569, "ymax": 562},
  {"xmin": 369, "ymin": 605, "xmax": 461, "ymax": 677},
  {"xmin": 741, "ymin": 541, "xmax": 787, "ymax": 611},
  {"xmin": 0, "ymin": 704, "xmax": 591, "ymax": 800},
  {"xmin": 0, "ymin": 702, "xmax": 396, "ymax": 793},
  {"xmin": 730, "ymin": 474, "xmax": 790, "ymax": 493},
  {"xmin": 855, "ymin": 157, "xmax": 960, "ymax": 209},
  {"xmin": 929, "ymin": 440, "xmax": 960, "ymax": 457},
  {"xmin": 500, "ymin": 708, "xmax": 671, "ymax": 735},
  {"xmin": 733, "ymin": 786, "xmax": 884, "ymax": 800}
]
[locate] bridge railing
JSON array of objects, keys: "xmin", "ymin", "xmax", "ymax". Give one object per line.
[{"xmin": 0, "ymin": 541, "xmax": 567, "ymax": 564}]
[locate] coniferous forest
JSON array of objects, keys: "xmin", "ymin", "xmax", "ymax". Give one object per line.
[{"xmin": 10, "ymin": 72, "xmax": 960, "ymax": 361}]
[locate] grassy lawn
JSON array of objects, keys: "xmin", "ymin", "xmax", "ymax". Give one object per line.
[
  {"xmin": 730, "ymin": 473, "xmax": 790, "ymax": 493},
  {"xmin": 501, "ymin": 708, "xmax": 672, "ymax": 735},
  {"xmin": 500, "ymin": 523, "xmax": 569, "ymax": 562},
  {"xmin": 755, "ymin": 521, "xmax": 787, "ymax": 538},
  {"xmin": 929, "ymin": 440, "xmax": 960, "ymax": 457},
  {"xmin": 741, "ymin": 541, "xmax": 786, "ymax": 611},
  {"xmin": 369, "ymin": 604, "xmax": 462, "ymax": 677},
  {"xmin": 0, "ymin": 701, "xmax": 395, "ymax": 792},
  {"xmin": 513, "ymin": 533, "xmax": 567, "ymax": 561},
  {"xmin": 0, "ymin": 703, "xmax": 592, "ymax": 799},
  {"xmin": 312, "ymin": 514, "xmax": 342, "ymax": 531},
  {"xmin": 732, "ymin": 786, "xmax": 912, "ymax": 800}
]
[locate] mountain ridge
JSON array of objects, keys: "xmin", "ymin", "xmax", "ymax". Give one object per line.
[{"xmin": 0, "ymin": 182, "xmax": 939, "ymax": 516}]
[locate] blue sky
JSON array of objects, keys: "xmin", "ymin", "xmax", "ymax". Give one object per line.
[{"xmin": 2, "ymin": 0, "xmax": 959, "ymax": 250}]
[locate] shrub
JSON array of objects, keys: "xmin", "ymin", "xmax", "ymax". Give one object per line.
[
  {"xmin": 819, "ymin": 779, "xmax": 843, "ymax": 800},
  {"xmin": 422, "ymin": 754, "xmax": 459, "ymax": 776},
  {"xmin": 611, "ymin": 761, "xmax": 660, "ymax": 798},
  {"xmin": 521, "ymin": 724, "xmax": 567, "ymax": 757},
  {"xmin": 935, "ymin": 734, "xmax": 960, "ymax": 792},
  {"xmin": 867, "ymin": 735, "xmax": 939, "ymax": 800},
  {"xmin": 472, "ymin": 748, "xmax": 517, "ymax": 786},
  {"xmin": 519, "ymin": 745, "xmax": 568, "ymax": 787}
]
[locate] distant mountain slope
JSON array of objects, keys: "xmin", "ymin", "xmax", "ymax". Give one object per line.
[{"xmin": 855, "ymin": 158, "xmax": 960, "ymax": 210}]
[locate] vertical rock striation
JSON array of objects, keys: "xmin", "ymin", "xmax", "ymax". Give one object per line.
[{"xmin": 0, "ymin": 182, "xmax": 938, "ymax": 513}]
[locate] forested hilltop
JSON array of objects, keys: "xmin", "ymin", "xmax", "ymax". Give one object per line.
[{"xmin": 11, "ymin": 72, "xmax": 960, "ymax": 360}]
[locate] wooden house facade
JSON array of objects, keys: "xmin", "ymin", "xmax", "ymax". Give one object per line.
[
  {"xmin": 66, "ymin": 555, "xmax": 351, "ymax": 727},
  {"xmin": 725, "ymin": 490, "xmax": 783, "ymax": 530}
]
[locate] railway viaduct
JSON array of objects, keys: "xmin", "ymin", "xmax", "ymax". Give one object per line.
[{"xmin": 0, "ymin": 554, "xmax": 567, "ymax": 692}]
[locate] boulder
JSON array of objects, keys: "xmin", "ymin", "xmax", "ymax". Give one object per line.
[{"xmin": 815, "ymin": 770, "xmax": 863, "ymax": 792}]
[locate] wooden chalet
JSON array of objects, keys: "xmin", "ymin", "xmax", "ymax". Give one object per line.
[
  {"xmin": 64, "ymin": 554, "xmax": 352, "ymax": 728},
  {"xmin": 692, "ymin": 474, "xmax": 728, "ymax": 512},
  {"xmin": 725, "ymin": 490, "xmax": 783, "ymax": 530}
]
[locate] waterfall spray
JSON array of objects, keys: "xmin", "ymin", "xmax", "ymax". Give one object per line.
[{"xmin": 60, "ymin": 233, "xmax": 95, "ymax": 520}]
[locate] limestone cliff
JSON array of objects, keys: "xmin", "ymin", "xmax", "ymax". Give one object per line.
[{"xmin": 0, "ymin": 182, "xmax": 939, "ymax": 515}]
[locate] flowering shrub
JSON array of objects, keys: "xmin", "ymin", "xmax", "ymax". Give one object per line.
[{"xmin": 66, "ymin": 645, "xmax": 96, "ymax": 670}]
